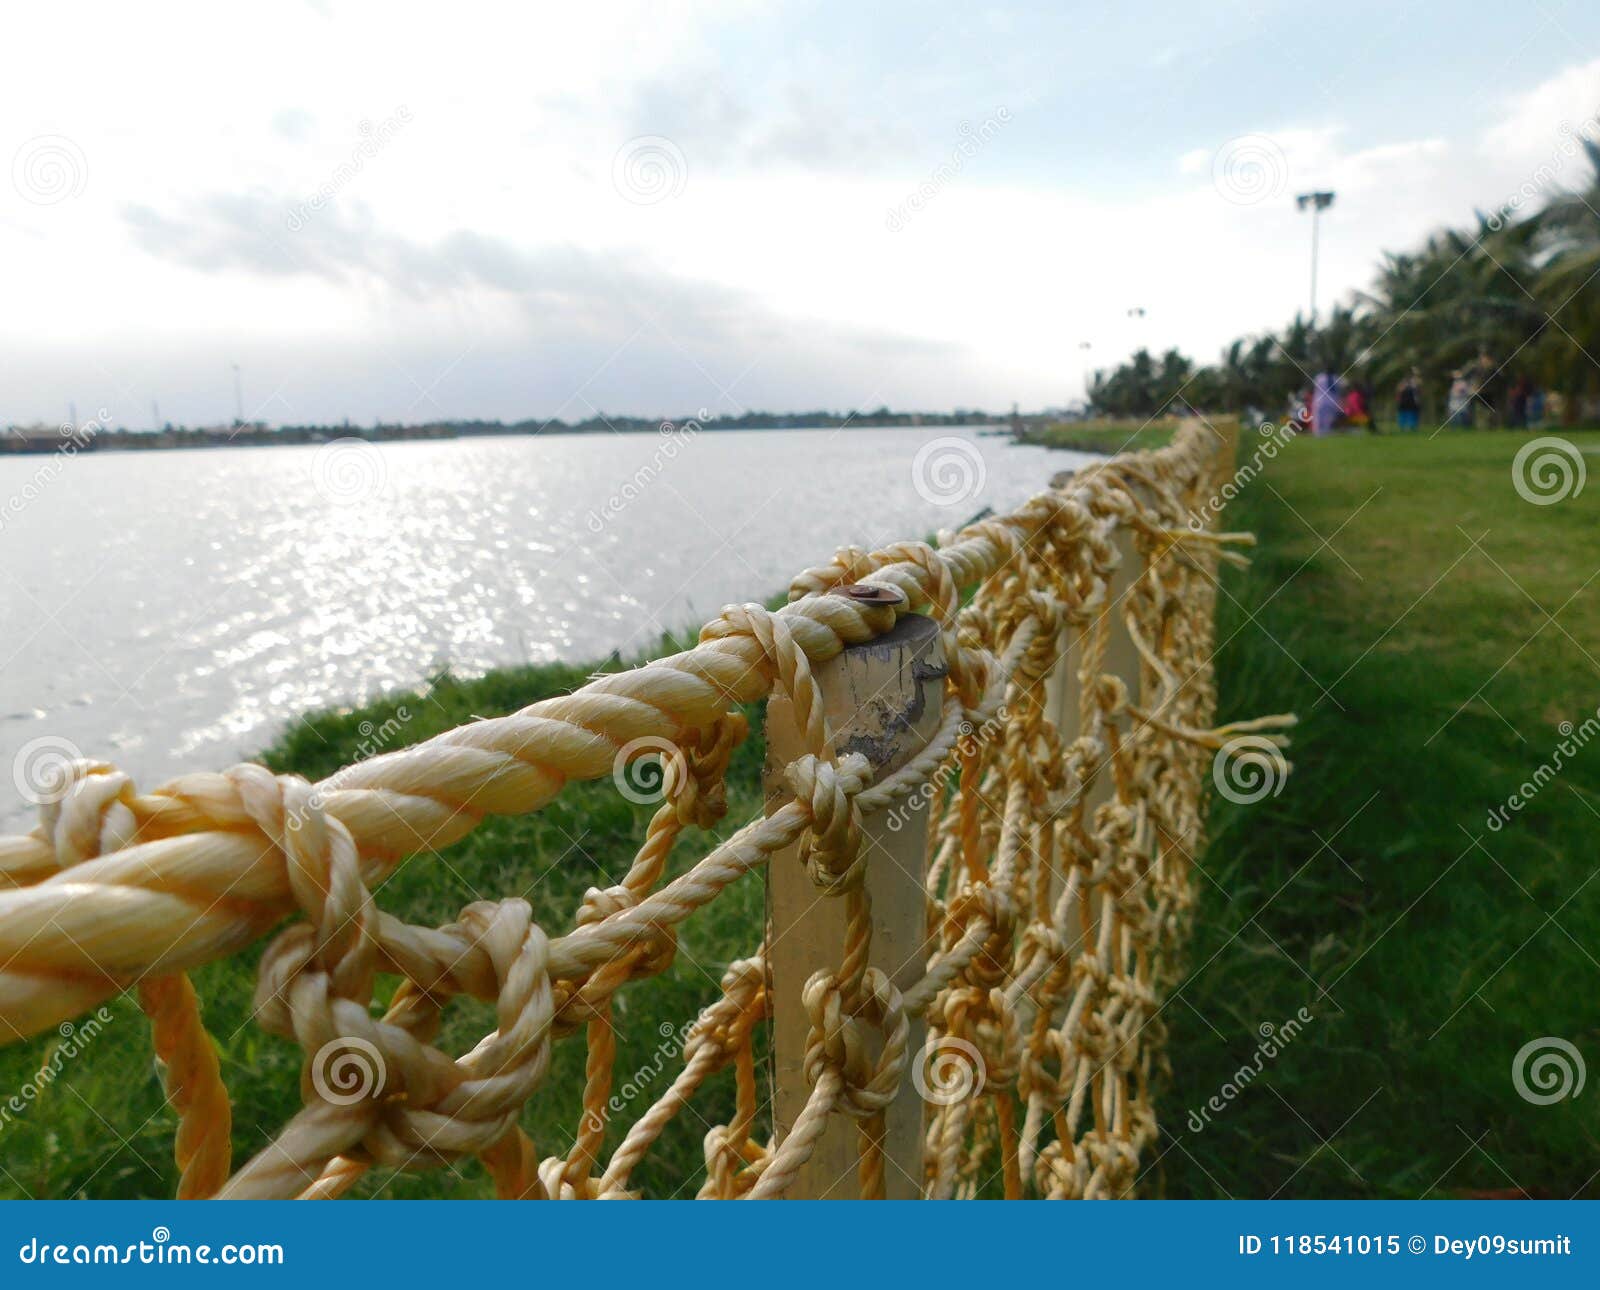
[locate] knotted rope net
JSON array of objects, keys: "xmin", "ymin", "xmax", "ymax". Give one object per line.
[{"xmin": 0, "ymin": 422, "xmax": 1291, "ymax": 1199}]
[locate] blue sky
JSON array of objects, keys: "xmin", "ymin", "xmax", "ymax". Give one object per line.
[{"xmin": 3, "ymin": 0, "xmax": 1599, "ymax": 427}]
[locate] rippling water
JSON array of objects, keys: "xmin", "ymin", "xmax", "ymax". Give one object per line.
[{"xmin": 0, "ymin": 426, "xmax": 1086, "ymax": 827}]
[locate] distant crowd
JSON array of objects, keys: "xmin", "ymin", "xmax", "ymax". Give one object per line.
[{"xmin": 1284, "ymin": 352, "xmax": 1553, "ymax": 436}]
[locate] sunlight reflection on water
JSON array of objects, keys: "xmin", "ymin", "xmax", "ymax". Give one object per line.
[{"xmin": 0, "ymin": 426, "xmax": 1089, "ymax": 825}]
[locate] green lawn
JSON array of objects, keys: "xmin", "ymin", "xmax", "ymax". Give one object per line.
[
  {"xmin": 1160, "ymin": 427, "xmax": 1600, "ymax": 1198},
  {"xmin": 4, "ymin": 429, "xmax": 1597, "ymax": 1199}
]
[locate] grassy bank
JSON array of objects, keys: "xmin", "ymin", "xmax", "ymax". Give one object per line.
[
  {"xmin": 1161, "ymin": 428, "xmax": 1600, "ymax": 1198},
  {"xmin": 1016, "ymin": 417, "xmax": 1202, "ymax": 455}
]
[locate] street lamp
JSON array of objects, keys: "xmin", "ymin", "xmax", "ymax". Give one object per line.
[{"xmin": 1295, "ymin": 191, "xmax": 1335, "ymax": 325}]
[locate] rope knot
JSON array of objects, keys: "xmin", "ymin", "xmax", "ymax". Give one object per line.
[
  {"xmin": 801, "ymin": 968, "xmax": 908, "ymax": 1119},
  {"xmin": 36, "ymin": 760, "xmax": 138, "ymax": 871},
  {"xmin": 946, "ymin": 882, "xmax": 1014, "ymax": 986},
  {"xmin": 665, "ymin": 711, "xmax": 748, "ymax": 828},
  {"xmin": 784, "ymin": 752, "xmax": 871, "ymax": 894}
]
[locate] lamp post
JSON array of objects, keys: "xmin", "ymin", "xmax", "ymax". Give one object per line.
[{"xmin": 1296, "ymin": 191, "xmax": 1335, "ymax": 325}]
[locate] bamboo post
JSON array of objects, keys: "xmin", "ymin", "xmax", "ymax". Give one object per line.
[
  {"xmin": 1043, "ymin": 495, "xmax": 1144, "ymax": 865},
  {"xmin": 763, "ymin": 588, "xmax": 946, "ymax": 1199}
]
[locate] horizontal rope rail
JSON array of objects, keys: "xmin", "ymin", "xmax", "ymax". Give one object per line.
[{"xmin": 0, "ymin": 421, "xmax": 1292, "ymax": 1199}]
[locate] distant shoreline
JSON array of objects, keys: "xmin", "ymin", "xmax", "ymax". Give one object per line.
[{"xmin": 0, "ymin": 415, "xmax": 1023, "ymax": 458}]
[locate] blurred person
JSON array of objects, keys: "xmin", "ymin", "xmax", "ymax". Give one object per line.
[
  {"xmin": 1447, "ymin": 371, "xmax": 1474, "ymax": 428},
  {"xmin": 1508, "ymin": 374, "xmax": 1531, "ymax": 429},
  {"xmin": 1312, "ymin": 368, "xmax": 1340, "ymax": 436},
  {"xmin": 1528, "ymin": 384, "xmax": 1546, "ymax": 430},
  {"xmin": 1396, "ymin": 369, "xmax": 1422, "ymax": 431},
  {"xmin": 1342, "ymin": 382, "xmax": 1370, "ymax": 430},
  {"xmin": 1470, "ymin": 349, "xmax": 1500, "ymax": 427}
]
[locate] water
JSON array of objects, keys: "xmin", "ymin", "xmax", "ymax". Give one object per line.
[{"xmin": 0, "ymin": 426, "xmax": 1087, "ymax": 827}]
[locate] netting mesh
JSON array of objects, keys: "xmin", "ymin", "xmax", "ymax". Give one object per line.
[{"xmin": 0, "ymin": 422, "xmax": 1291, "ymax": 1198}]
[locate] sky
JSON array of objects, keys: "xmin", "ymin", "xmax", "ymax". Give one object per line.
[{"xmin": 4, "ymin": 0, "xmax": 1600, "ymax": 429}]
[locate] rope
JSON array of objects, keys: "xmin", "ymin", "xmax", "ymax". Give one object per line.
[{"xmin": 0, "ymin": 421, "xmax": 1292, "ymax": 1199}]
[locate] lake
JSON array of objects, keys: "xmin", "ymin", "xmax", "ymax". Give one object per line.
[{"xmin": 0, "ymin": 425, "xmax": 1087, "ymax": 827}]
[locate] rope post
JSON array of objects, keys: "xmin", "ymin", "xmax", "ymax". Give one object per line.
[{"xmin": 763, "ymin": 596, "xmax": 946, "ymax": 1198}]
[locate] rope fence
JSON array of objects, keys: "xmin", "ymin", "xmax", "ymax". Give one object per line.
[{"xmin": 0, "ymin": 421, "xmax": 1293, "ymax": 1199}]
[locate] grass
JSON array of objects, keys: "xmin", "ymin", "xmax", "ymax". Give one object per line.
[
  {"xmin": 4, "ymin": 428, "xmax": 1598, "ymax": 1199},
  {"xmin": 1017, "ymin": 417, "xmax": 1208, "ymax": 455},
  {"xmin": 1159, "ymin": 427, "xmax": 1600, "ymax": 1199}
]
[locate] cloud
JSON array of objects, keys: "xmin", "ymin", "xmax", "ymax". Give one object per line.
[
  {"xmin": 1482, "ymin": 56, "xmax": 1600, "ymax": 158},
  {"xmin": 108, "ymin": 192, "xmax": 975, "ymax": 422}
]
